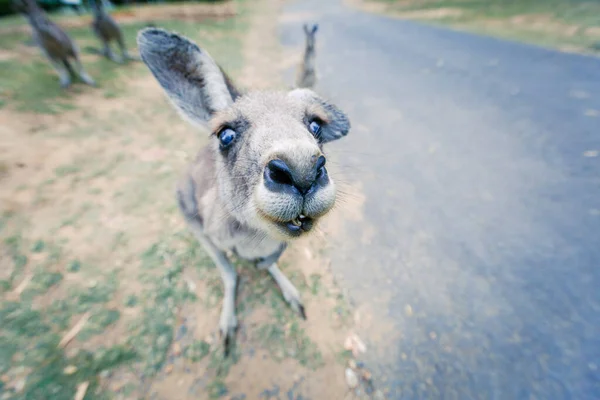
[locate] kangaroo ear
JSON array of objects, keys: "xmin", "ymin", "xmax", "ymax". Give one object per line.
[
  {"xmin": 137, "ymin": 28, "xmax": 240, "ymax": 128},
  {"xmin": 312, "ymin": 24, "xmax": 318, "ymax": 34},
  {"xmin": 318, "ymin": 100, "xmax": 349, "ymax": 144},
  {"xmin": 288, "ymin": 89, "xmax": 350, "ymax": 144},
  {"xmin": 303, "ymin": 24, "xmax": 309, "ymax": 35}
]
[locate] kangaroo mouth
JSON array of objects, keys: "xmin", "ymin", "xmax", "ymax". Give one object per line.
[
  {"xmin": 279, "ymin": 214, "xmax": 314, "ymax": 237},
  {"xmin": 257, "ymin": 208, "xmax": 317, "ymax": 238}
]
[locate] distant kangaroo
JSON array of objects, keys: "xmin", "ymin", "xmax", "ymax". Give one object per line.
[
  {"xmin": 13, "ymin": 0, "xmax": 95, "ymax": 88},
  {"xmin": 296, "ymin": 23, "xmax": 318, "ymax": 89},
  {"xmin": 138, "ymin": 28, "xmax": 350, "ymax": 354},
  {"xmin": 89, "ymin": 0, "xmax": 140, "ymax": 63}
]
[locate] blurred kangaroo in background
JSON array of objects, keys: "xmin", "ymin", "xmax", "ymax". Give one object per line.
[
  {"xmin": 13, "ymin": 0, "xmax": 95, "ymax": 88},
  {"xmin": 296, "ymin": 23, "xmax": 318, "ymax": 89},
  {"xmin": 89, "ymin": 0, "xmax": 140, "ymax": 63},
  {"xmin": 138, "ymin": 28, "xmax": 350, "ymax": 354}
]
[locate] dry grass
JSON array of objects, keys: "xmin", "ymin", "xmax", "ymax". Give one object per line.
[{"xmin": 350, "ymin": 0, "xmax": 600, "ymax": 54}]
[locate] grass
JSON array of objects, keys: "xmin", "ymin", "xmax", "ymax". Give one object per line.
[
  {"xmin": 184, "ymin": 340, "xmax": 211, "ymax": 362},
  {"xmin": 0, "ymin": 3, "xmax": 246, "ymax": 114},
  {"xmin": 0, "ymin": 3, "xmax": 252, "ymax": 397},
  {"xmin": 0, "ymin": 222, "xmax": 237, "ymax": 397},
  {"xmin": 0, "ymin": 266, "xmax": 136, "ymax": 399},
  {"xmin": 371, "ymin": 0, "xmax": 600, "ymax": 53},
  {"xmin": 0, "ymin": 1, "xmax": 353, "ymax": 398}
]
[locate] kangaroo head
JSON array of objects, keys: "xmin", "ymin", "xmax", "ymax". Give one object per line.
[
  {"xmin": 303, "ymin": 23, "xmax": 318, "ymax": 49},
  {"xmin": 138, "ymin": 28, "xmax": 349, "ymax": 240}
]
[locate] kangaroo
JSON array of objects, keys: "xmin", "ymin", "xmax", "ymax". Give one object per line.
[
  {"xmin": 13, "ymin": 0, "xmax": 95, "ymax": 88},
  {"xmin": 137, "ymin": 28, "xmax": 350, "ymax": 354},
  {"xmin": 296, "ymin": 23, "xmax": 318, "ymax": 89},
  {"xmin": 89, "ymin": 0, "xmax": 140, "ymax": 63}
]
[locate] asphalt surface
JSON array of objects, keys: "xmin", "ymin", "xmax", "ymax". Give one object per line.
[{"xmin": 280, "ymin": 1, "xmax": 600, "ymax": 398}]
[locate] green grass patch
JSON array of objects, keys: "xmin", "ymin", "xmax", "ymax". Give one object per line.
[
  {"xmin": 124, "ymin": 294, "xmax": 138, "ymax": 307},
  {"xmin": 2, "ymin": 234, "xmax": 28, "ymax": 290},
  {"xmin": 31, "ymin": 239, "xmax": 45, "ymax": 253},
  {"xmin": 20, "ymin": 269, "xmax": 63, "ymax": 302},
  {"xmin": 0, "ymin": 3, "xmax": 245, "ymax": 113},
  {"xmin": 59, "ymin": 202, "xmax": 93, "ymax": 228},
  {"xmin": 73, "ymin": 273, "xmax": 118, "ymax": 311},
  {"xmin": 67, "ymin": 259, "xmax": 81, "ymax": 272},
  {"xmin": 129, "ymin": 236, "xmax": 200, "ymax": 376},
  {"xmin": 18, "ymin": 344, "xmax": 136, "ymax": 400},
  {"xmin": 0, "ymin": 237, "xmax": 134, "ymax": 397},
  {"xmin": 0, "ymin": 58, "xmax": 78, "ymax": 114},
  {"xmin": 54, "ymin": 163, "xmax": 81, "ymax": 177},
  {"xmin": 375, "ymin": 0, "xmax": 600, "ymax": 53},
  {"xmin": 207, "ymin": 379, "xmax": 228, "ymax": 399},
  {"xmin": 184, "ymin": 340, "xmax": 211, "ymax": 362},
  {"xmin": 78, "ymin": 308, "xmax": 121, "ymax": 341},
  {"xmin": 251, "ymin": 292, "xmax": 325, "ymax": 370},
  {"xmin": 0, "ymin": 300, "xmax": 136, "ymax": 399}
]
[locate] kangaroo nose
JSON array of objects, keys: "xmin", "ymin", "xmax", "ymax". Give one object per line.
[{"xmin": 264, "ymin": 155, "xmax": 328, "ymax": 195}]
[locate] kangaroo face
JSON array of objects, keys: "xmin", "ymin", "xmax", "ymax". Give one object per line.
[{"xmin": 210, "ymin": 89, "xmax": 348, "ymax": 238}]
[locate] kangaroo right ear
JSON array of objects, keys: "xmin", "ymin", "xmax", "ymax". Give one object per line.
[
  {"xmin": 311, "ymin": 24, "xmax": 318, "ymax": 34},
  {"xmin": 288, "ymin": 89, "xmax": 350, "ymax": 144},
  {"xmin": 137, "ymin": 28, "xmax": 240, "ymax": 128},
  {"xmin": 303, "ymin": 24, "xmax": 309, "ymax": 35}
]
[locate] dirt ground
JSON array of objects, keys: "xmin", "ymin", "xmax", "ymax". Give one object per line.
[{"xmin": 0, "ymin": 1, "xmax": 382, "ymax": 399}]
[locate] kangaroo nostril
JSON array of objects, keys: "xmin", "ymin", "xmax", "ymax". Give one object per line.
[
  {"xmin": 315, "ymin": 155, "xmax": 326, "ymax": 171},
  {"xmin": 313, "ymin": 156, "xmax": 327, "ymax": 183},
  {"xmin": 266, "ymin": 159, "xmax": 294, "ymax": 186}
]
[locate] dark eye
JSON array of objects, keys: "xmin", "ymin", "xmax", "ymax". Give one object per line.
[
  {"xmin": 309, "ymin": 120, "xmax": 321, "ymax": 136},
  {"xmin": 218, "ymin": 128, "xmax": 236, "ymax": 148}
]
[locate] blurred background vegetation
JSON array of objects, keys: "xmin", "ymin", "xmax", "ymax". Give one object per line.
[
  {"xmin": 0, "ymin": 0, "xmax": 221, "ymax": 17},
  {"xmin": 368, "ymin": 0, "xmax": 600, "ymax": 54}
]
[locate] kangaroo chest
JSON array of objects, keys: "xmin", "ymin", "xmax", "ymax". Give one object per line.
[
  {"xmin": 232, "ymin": 233, "xmax": 285, "ymax": 264},
  {"xmin": 207, "ymin": 217, "xmax": 285, "ymax": 263}
]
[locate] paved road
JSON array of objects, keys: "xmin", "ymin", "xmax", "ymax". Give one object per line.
[{"xmin": 280, "ymin": 1, "xmax": 600, "ymax": 398}]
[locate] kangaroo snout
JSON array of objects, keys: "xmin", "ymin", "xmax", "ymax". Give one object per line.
[
  {"xmin": 255, "ymin": 145, "xmax": 336, "ymax": 238},
  {"xmin": 264, "ymin": 155, "xmax": 329, "ymax": 196}
]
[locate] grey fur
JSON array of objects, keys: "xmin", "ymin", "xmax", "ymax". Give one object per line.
[
  {"xmin": 89, "ymin": 0, "xmax": 140, "ymax": 63},
  {"xmin": 137, "ymin": 28, "xmax": 350, "ymax": 354},
  {"xmin": 13, "ymin": 0, "xmax": 95, "ymax": 88},
  {"xmin": 290, "ymin": 88, "xmax": 350, "ymax": 144},
  {"xmin": 256, "ymin": 243, "xmax": 287, "ymax": 269},
  {"xmin": 137, "ymin": 28, "xmax": 235, "ymax": 127},
  {"xmin": 296, "ymin": 23, "xmax": 318, "ymax": 89}
]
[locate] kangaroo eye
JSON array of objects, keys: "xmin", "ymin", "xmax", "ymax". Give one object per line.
[
  {"xmin": 309, "ymin": 120, "xmax": 321, "ymax": 136},
  {"xmin": 218, "ymin": 128, "xmax": 236, "ymax": 148}
]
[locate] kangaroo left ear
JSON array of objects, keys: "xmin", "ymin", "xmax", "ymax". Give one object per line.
[
  {"xmin": 312, "ymin": 24, "xmax": 319, "ymax": 34},
  {"xmin": 137, "ymin": 28, "xmax": 240, "ymax": 128}
]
